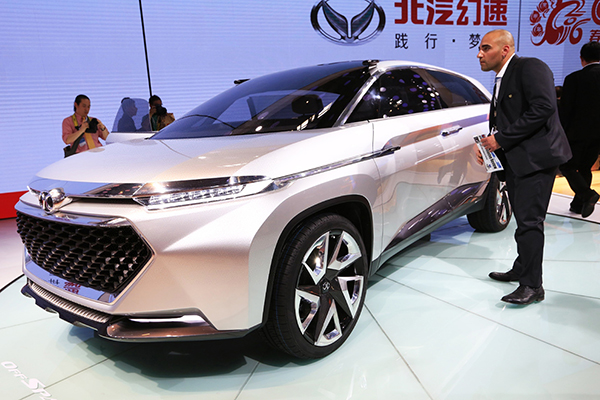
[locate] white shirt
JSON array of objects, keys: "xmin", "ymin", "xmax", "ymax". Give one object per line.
[{"xmin": 494, "ymin": 53, "xmax": 516, "ymax": 99}]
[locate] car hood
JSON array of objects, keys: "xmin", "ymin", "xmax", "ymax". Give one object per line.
[{"xmin": 34, "ymin": 125, "xmax": 372, "ymax": 186}]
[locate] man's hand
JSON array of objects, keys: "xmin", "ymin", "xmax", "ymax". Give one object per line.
[
  {"xmin": 473, "ymin": 144, "xmax": 483, "ymax": 165},
  {"xmin": 480, "ymin": 134, "xmax": 500, "ymax": 152}
]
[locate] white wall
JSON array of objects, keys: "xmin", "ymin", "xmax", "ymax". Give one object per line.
[{"xmin": 1, "ymin": 0, "xmax": 598, "ymax": 194}]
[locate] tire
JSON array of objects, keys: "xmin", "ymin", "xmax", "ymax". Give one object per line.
[
  {"xmin": 467, "ymin": 173, "xmax": 511, "ymax": 232},
  {"xmin": 262, "ymin": 213, "xmax": 368, "ymax": 359}
]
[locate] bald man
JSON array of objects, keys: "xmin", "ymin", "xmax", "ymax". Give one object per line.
[{"xmin": 476, "ymin": 29, "xmax": 571, "ymax": 304}]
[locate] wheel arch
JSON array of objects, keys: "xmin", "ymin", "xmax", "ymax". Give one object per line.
[{"xmin": 260, "ymin": 195, "xmax": 373, "ymax": 326}]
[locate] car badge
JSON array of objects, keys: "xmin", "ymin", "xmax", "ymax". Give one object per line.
[
  {"xmin": 310, "ymin": 0, "xmax": 386, "ymax": 45},
  {"xmin": 38, "ymin": 188, "xmax": 71, "ymax": 214}
]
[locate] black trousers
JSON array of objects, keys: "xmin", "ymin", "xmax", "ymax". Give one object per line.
[
  {"xmin": 559, "ymin": 139, "xmax": 600, "ymax": 208},
  {"xmin": 504, "ymin": 164, "xmax": 557, "ymax": 288}
]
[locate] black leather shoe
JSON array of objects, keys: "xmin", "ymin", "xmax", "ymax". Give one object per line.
[
  {"xmin": 501, "ymin": 285, "xmax": 544, "ymax": 305},
  {"xmin": 489, "ymin": 269, "xmax": 519, "ymax": 282},
  {"xmin": 581, "ymin": 191, "xmax": 600, "ymax": 218},
  {"xmin": 569, "ymin": 205, "xmax": 582, "ymax": 214}
]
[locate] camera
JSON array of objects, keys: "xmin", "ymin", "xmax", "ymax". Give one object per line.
[
  {"xmin": 155, "ymin": 104, "xmax": 167, "ymax": 116},
  {"xmin": 86, "ymin": 118, "xmax": 98, "ymax": 133}
]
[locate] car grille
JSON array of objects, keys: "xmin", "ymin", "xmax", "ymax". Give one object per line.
[{"xmin": 16, "ymin": 211, "xmax": 152, "ymax": 294}]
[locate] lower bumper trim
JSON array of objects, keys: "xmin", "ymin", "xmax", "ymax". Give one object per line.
[{"xmin": 22, "ymin": 280, "xmax": 251, "ymax": 342}]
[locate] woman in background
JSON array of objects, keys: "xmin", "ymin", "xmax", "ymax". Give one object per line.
[{"xmin": 62, "ymin": 94, "xmax": 109, "ymax": 154}]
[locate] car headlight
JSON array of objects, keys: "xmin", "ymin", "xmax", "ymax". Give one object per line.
[{"xmin": 132, "ymin": 176, "xmax": 282, "ymax": 210}]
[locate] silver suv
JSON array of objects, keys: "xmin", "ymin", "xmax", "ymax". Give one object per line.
[{"xmin": 16, "ymin": 60, "xmax": 510, "ymax": 359}]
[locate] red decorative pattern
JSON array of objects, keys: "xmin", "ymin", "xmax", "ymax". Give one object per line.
[{"xmin": 530, "ymin": 0, "xmax": 590, "ymax": 46}]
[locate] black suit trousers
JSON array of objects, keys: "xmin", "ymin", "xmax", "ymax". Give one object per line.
[
  {"xmin": 504, "ymin": 163, "xmax": 557, "ymax": 288},
  {"xmin": 559, "ymin": 139, "xmax": 600, "ymax": 207}
]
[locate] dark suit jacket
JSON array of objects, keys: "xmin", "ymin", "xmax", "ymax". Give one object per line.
[
  {"xmin": 492, "ymin": 56, "xmax": 571, "ymax": 177},
  {"xmin": 559, "ymin": 63, "xmax": 600, "ymax": 141}
]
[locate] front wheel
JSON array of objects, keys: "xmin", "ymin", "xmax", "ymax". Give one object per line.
[
  {"xmin": 262, "ymin": 213, "xmax": 368, "ymax": 359},
  {"xmin": 467, "ymin": 173, "xmax": 511, "ymax": 232}
]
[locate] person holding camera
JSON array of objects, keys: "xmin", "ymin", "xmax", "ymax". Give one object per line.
[
  {"xmin": 62, "ymin": 94, "xmax": 109, "ymax": 154},
  {"xmin": 117, "ymin": 97, "xmax": 139, "ymax": 132},
  {"xmin": 141, "ymin": 95, "xmax": 175, "ymax": 131}
]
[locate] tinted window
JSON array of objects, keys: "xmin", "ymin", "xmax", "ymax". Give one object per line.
[
  {"xmin": 421, "ymin": 69, "xmax": 489, "ymax": 108},
  {"xmin": 151, "ymin": 62, "xmax": 370, "ymax": 139},
  {"xmin": 347, "ymin": 68, "xmax": 442, "ymax": 123}
]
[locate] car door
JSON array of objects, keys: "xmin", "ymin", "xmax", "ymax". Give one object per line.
[
  {"xmin": 416, "ymin": 68, "xmax": 492, "ymax": 191},
  {"xmin": 346, "ymin": 67, "xmax": 489, "ymax": 256}
]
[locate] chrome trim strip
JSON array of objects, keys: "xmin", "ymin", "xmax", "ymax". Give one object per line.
[
  {"xmin": 28, "ymin": 281, "xmax": 111, "ymax": 324},
  {"xmin": 28, "ymin": 178, "xmax": 143, "ymax": 198},
  {"xmin": 105, "ymin": 320, "xmax": 243, "ymax": 341},
  {"xmin": 274, "ymin": 149, "xmax": 388, "ymax": 185},
  {"xmin": 129, "ymin": 315, "xmax": 208, "ymax": 324},
  {"xmin": 15, "ymin": 201, "xmax": 129, "ymax": 227}
]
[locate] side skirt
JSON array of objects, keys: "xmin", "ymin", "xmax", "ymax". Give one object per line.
[{"xmin": 369, "ymin": 180, "xmax": 488, "ymax": 276}]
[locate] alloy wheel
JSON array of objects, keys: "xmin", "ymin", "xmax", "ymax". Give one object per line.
[{"xmin": 294, "ymin": 229, "xmax": 364, "ymax": 347}]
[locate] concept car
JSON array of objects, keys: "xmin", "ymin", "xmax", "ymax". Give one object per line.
[{"xmin": 16, "ymin": 60, "xmax": 510, "ymax": 358}]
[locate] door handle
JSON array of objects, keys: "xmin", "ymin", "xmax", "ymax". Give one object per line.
[
  {"xmin": 379, "ymin": 143, "xmax": 402, "ymax": 156},
  {"xmin": 441, "ymin": 125, "xmax": 463, "ymax": 137}
]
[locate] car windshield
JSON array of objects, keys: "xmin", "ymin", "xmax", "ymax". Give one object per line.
[{"xmin": 151, "ymin": 62, "xmax": 370, "ymax": 139}]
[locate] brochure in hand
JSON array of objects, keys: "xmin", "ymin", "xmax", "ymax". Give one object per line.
[{"xmin": 473, "ymin": 130, "xmax": 503, "ymax": 173}]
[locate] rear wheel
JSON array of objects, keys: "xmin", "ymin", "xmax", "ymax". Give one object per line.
[
  {"xmin": 467, "ymin": 173, "xmax": 511, "ymax": 232},
  {"xmin": 262, "ymin": 213, "xmax": 368, "ymax": 358}
]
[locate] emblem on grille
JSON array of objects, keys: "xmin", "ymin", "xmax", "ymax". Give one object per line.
[
  {"xmin": 38, "ymin": 188, "xmax": 71, "ymax": 214},
  {"xmin": 310, "ymin": 0, "xmax": 386, "ymax": 45}
]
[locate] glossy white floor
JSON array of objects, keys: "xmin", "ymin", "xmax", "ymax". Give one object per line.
[{"xmin": 1, "ymin": 197, "xmax": 599, "ymax": 400}]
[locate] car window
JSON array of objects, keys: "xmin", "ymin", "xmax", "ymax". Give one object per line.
[
  {"xmin": 419, "ymin": 69, "xmax": 489, "ymax": 108},
  {"xmin": 217, "ymin": 91, "xmax": 342, "ymax": 130},
  {"xmin": 151, "ymin": 62, "xmax": 370, "ymax": 139},
  {"xmin": 347, "ymin": 68, "xmax": 442, "ymax": 123}
]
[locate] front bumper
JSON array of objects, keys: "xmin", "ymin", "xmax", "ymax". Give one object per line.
[
  {"xmin": 15, "ymin": 192, "xmax": 274, "ymax": 332},
  {"xmin": 22, "ymin": 280, "xmax": 249, "ymax": 341}
]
